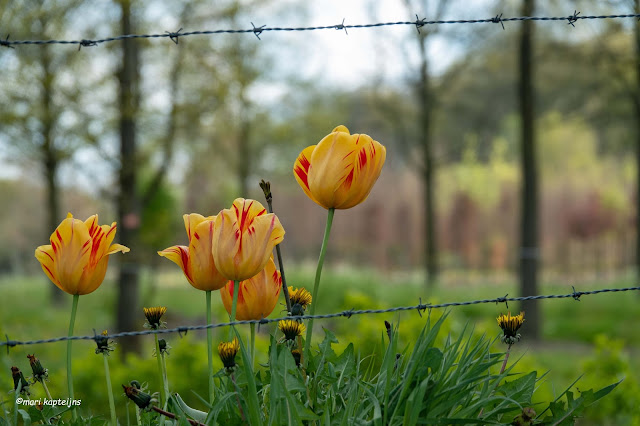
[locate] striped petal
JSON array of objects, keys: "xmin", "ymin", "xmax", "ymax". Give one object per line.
[
  {"xmin": 293, "ymin": 145, "xmax": 320, "ymax": 205},
  {"xmin": 158, "ymin": 245, "xmax": 194, "ymax": 286},
  {"xmin": 49, "ymin": 214, "xmax": 92, "ymax": 294},
  {"xmin": 188, "ymin": 218, "xmax": 227, "ymax": 291}
]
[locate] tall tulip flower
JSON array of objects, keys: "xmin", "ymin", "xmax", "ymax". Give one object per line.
[
  {"xmin": 34, "ymin": 213, "xmax": 129, "ymax": 420},
  {"xmin": 293, "ymin": 125, "xmax": 386, "ymax": 210},
  {"xmin": 212, "ymin": 198, "xmax": 285, "ymax": 282},
  {"xmin": 158, "ymin": 213, "xmax": 227, "ymax": 405},
  {"xmin": 293, "ymin": 125, "xmax": 386, "ymax": 366},
  {"xmin": 212, "ymin": 198, "xmax": 284, "ymax": 347},
  {"xmin": 220, "ymin": 257, "xmax": 282, "ymax": 366}
]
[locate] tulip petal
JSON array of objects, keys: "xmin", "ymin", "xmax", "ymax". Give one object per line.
[
  {"xmin": 336, "ymin": 135, "xmax": 387, "ymax": 209},
  {"xmin": 35, "ymin": 245, "xmax": 59, "ymax": 288},
  {"xmin": 213, "ymin": 199, "xmax": 284, "ymax": 281},
  {"xmin": 183, "ymin": 213, "xmax": 210, "ymax": 241},
  {"xmin": 158, "ymin": 245, "xmax": 194, "ymax": 285},
  {"xmin": 188, "ymin": 218, "xmax": 227, "ymax": 291},
  {"xmin": 106, "ymin": 243, "xmax": 130, "ymax": 255},
  {"xmin": 294, "ymin": 145, "xmax": 321, "ymax": 205},
  {"xmin": 78, "ymin": 255, "xmax": 110, "ymax": 295},
  {"xmin": 50, "ymin": 216, "xmax": 92, "ymax": 294}
]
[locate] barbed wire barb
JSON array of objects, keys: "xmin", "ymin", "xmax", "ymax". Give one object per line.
[
  {"xmin": 166, "ymin": 28, "xmax": 183, "ymax": 44},
  {"xmin": 2, "ymin": 285, "xmax": 640, "ymax": 348},
  {"xmin": 335, "ymin": 18, "xmax": 348, "ymax": 35},
  {"xmin": 567, "ymin": 10, "xmax": 580, "ymax": 27},
  {"xmin": 0, "ymin": 34, "xmax": 14, "ymax": 49},
  {"xmin": 492, "ymin": 13, "xmax": 505, "ymax": 30},
  {"xmin": 251, "ymin": 22, "xmax": 266, "ymax": 40},
  {"xmin": 414, "ymin": 14, "xmax": 427, "ymax": 33},
  {"xmin": 78, "ymin": 39, "xmax": 98, "ymax": 51}
]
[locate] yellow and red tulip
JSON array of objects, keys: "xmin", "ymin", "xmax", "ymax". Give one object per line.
[
  {"xmin": 34, "ymin": 213, "xmax": 129, "ymax": 295},
  {"xmin": 158, "ymin": 213, "xmax": 227, "ymax": 291},
  {"xmin": 294, "ymin": 125, "xmax": 386, "ymax": 210},
  {"xmin": 212, "ymin": 198, "xmax": 285, "ymax": 281},
  {"xmin": 220, "ymin": 257, "xmax": 282, "ymax": 320}
]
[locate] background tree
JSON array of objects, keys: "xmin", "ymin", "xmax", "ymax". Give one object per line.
[{"xmin": 519, "ymin": 0, "xmax": 540, "ymax": 340}]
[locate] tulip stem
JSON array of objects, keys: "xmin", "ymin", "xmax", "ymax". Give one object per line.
[
  {"xmin": 103, "ymin": 353, "xmax": 117, "ymax": 426},
  {"xmin": 206, "ymin": 290, "xmax": 214, "ymax": 405},
  {"xmin": 67, "ymin": 294, "xmax": 79, "ymax": 421},
  {"xmin": 155, "ymin": 335, "xmax": 167, "ymax": 408},
  {"xmin": 304, "ymin": 208, "xmax": 335, "ymax": 367},
  {"xmin": 250, "ymin": 323, "xmax": 256, "ymax": 368},
  {"xmin": 229, "ymin": 280, "xmax": 240, "ymax": 340}
]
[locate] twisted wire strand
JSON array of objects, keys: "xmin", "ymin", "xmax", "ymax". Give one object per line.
[
  {"xmin": 2, "ymin": 13, "xmax": 640, "ymax": 48},
  {"xmin": 3, "ymin": 285, "xmax": 639, "ymax": 348}
]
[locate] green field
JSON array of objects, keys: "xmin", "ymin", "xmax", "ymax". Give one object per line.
[{"xmin": 1, "ymin": 267, "xmax": 638, "ymax": 424}]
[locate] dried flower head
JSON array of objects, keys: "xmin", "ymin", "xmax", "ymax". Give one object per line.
[
  {"xmin": 278, "ymin": 319, "xmax": 306, "ymax": 342},
  {"xmin": 218, "ymin": 338, "xmax": 240, "ymax": 372},
  {"xmin": 143, "ymin": 307, "xmax": 167, "ymax": 330},
  {"xmin": 497, "ymin": 311, "xmax": 525, "ymax": 345},
  {"xmin": 288, "ymin": 286, "xmax": 312, "ymax": 316},
  {"xmin": 95, "ymin": 330, "xmax": 115, "ymax": 355},
  {"xmin": 11, "ymin": 366, "xmax": 30, "ymax": 396},
  {"xmin": 122, "ymin": 384, "xmax": 155, "ymax": 410},
  {"xmin": 27, "ymin": 354, "xmax": 48, "ymax": 383},
  {"xmin": 154, "ymin": 339, "xmax": 171, "ymax": 356},
  {"xmin": 291, "ymin": 349, "xmax": 302, "ymax": 367}
]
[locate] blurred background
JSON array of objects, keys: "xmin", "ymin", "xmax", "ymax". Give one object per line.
[{"xmin": 1, "ymin": 0, "xmax": 640, "ymax": 423}]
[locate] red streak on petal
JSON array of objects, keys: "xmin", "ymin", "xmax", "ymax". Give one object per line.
[
  {"xmin": 344, "ymin": 168, "xmax": 354, "ymax": 190},
  {"xmin": 257, "ymin": 208, "xmax": 266, "ymax": 216},
  {"xmin": 56, "ymin": 230, "xmax": 63, "ymax": 244},
  {"xmin": 194, "ymin": 232, "xmax": 200, "ymax": 240},
  {"xmin": 359, "ymin": 148, "xmax": 368, "ymax": 169},
  {"xmin": 342, "ymin": 149, "xmax": 355, "ymax": 161},
  {"xmin": 294, "ymin": 165, "xmax": 310, "ymax": 190},
  {"xmin": 105, "ymin": 226, "xmax": 116, "ymax": 240},
  {"xmin": 40, "ymin": 249, "xmax": 54, "ymax": 262},
  {"xmin": 295, "ymin": 153, "xmax": 311, "ymax": 190},
  {"xmin": 42, "ymin": 265, "xmax": 55, "ymax": 279}
]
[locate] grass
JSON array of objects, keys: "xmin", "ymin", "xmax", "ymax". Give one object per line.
[{"xmin": 0, "ymin": 266, "xmax": 638, "ymax": 423}]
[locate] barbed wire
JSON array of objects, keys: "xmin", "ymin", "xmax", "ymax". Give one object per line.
[
  {"xmin": 1, "ymin": 12, "xmax": 640, "ymax": 49},
  {"xmin": 2, "ymin": 285, "xmax": 639, "ymax": 350}
]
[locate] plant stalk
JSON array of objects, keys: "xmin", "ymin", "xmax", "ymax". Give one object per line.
[
  {"xmin": 40, "ymin": 380, "xmax": 53, "ymax": 400},
  {"xmin": 229, "ymin": 280, "xmax": 240, "ymax": 340},
  {"xmin": 206, "ymin": 290, "xmax": 214, "ymax": 404},
  {"xmin": 304, "ymin": 208, "xmax": 335, "ymax": 366},
  {"xmin": 250, "ymin": 322, "xmax": 256, "ymax": 368},
  {"xmin": 13, "ymin": 380, "xmax": 21, "ymax": 426},
  {"xmin": 103, "ymin": 353, "xmax": 117, "ymax": 426},
  {"xmin": 152, "ymin": 405, "xmax": 205, "ymax": 425},
  {"xmin": 161, "ymin": 352, "xmax": 170, "ymax": 410},
  {"xmin": 155, "ymin": 334, "xmax": 167, "ymax": 407},
  {"xmin": 67, "ymin": 294, "xmax": 79, "ymax": 421},
  {"xmin": 499, "ymin": 344, "xmax": 513, "ymax": 375}
]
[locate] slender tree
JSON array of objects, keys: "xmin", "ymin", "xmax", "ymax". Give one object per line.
[
  {"xmin": 115, "ymin": 0, "xmax": 142, "ymax": 352},
  {"xmin": 634, "ymin": 0, "xmax": 640, "ymax": 281},
  {"xmin": 519, "ymin": 0, "xmax": 540, "ymax": 340}
]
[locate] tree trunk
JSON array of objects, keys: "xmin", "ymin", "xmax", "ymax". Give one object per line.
[
  {"xmin": 237, "ymin": 115, "xmax": 251, "ymax": 197},
  {"xmin": 418, "ymin": 34, "xmax": 438, "ymax": 289},
  {"xmin": 40, "ymin": 43, "xmax": 64, "ymax": 305},
  {"xmin": 116, "ymin": 0, "xmax": 141, "ymax": 353},
  {"xmin": 634, "ymin": 0, "xmax": 640, "ymax": 283},
  {"xmin": 518, "ymin": 0, "xmax": 540, "ymax": 340}
]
